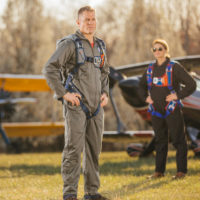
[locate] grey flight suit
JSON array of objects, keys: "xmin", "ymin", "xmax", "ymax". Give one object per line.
[{"xmin": 43, "ymin": 30, "xmax": 109, "ymax": 198}]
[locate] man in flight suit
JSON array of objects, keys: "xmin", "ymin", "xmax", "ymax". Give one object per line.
[{"xmin": 43, "ymin": 6, "xmax": 109, "ymax": 200}]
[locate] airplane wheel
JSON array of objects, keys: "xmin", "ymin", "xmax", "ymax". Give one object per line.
[
  {"xmin": 126, "ymin": 143, "xmax": 144, "ymax": 157},
  {"xmin": 194, "ymin": 146, "xmax": 200, "ymax": 158},
  {"xmin": 6, "ymin": 140, "xmax": 22, "ymax": 154}
]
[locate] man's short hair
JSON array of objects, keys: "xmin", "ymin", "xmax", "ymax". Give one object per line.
[{"xmin": 78, "ymin": 6, "xmax": 95, "ymax": 19}]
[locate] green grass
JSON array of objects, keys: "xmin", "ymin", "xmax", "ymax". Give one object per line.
[{"xmin": 0, "ymin": 150, "xmax": 200, "ymax": 200}]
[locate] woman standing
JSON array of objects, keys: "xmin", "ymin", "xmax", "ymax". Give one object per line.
[{"xmin": 139, "ymin": 39, "xmax": 196, "ymax": 179}]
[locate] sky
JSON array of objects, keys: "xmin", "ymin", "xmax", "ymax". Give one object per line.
[
  {"xmin": 0, "ymin": 0, "xmax": 7, "ymax": 15},
  {"xmin": 0, "ymin": 0, "xmax": 105, "ymax": 17},
  {"xmin": 0, "ymin": 0, "xmax": 105, "ymax": 28},
  {"xmin": 42, "ymin": 0, "xmax": 105, "ymax": 21}
]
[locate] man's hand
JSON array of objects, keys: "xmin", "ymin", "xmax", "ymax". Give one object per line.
[
  {"xmin": 166, "ymin": 93, "xmax": 178, "ymax": 102},
  {"xmin": 63, "ymin": 92, "xmax": 82, "ymax": 106},
  {"xmin": 145, "ymin": 96, "xmax": 154, "ymax": 104},
  {"xmin": 100, "ymin": 93, "xmax": 108, "ymax": 107}
]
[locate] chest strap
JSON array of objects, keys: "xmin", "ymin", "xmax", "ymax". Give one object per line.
[{"xmin": 147, "ymin": 61, "xmax": 182, "ymax": 118}]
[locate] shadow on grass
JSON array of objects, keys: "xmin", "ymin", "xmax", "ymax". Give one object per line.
[
  {"xmin": 100, "ymin": 157, "xmax": 155, "ymax": 176},
  {"xmin": 0, "ymin": 164, "xmax": 60, "ymax": 177},
  {"xmin": 101, "ymin": 178, "xmax": 171, "ymax": 199},
  {"xmin": 100, "ymin": 155, "xmax": 177, "ymax": 176},
  {"xmin": 1, "ymin": 152, "xmax": 199, "ymax": 179},
  {"xmin": 100, "ymin": 153, "xmax": 200, "ymax": 176},
  {"xmin": 102, "ymin": 167, "xmax": 200, "ymax": 200}
]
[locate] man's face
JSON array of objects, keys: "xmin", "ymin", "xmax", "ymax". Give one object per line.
[{"xmin": 77, "ymin": 11, "xmax": 96, "ymax": 35}]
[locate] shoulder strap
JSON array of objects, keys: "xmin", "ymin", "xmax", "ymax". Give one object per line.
[
  {"xmin": 96, "ymin": 38, "xmax": 106, "ymax": 50},
  {"xmin": 56, "ymin": 34, "xmax": 85, "ymax": 76},
  {"xmin": 72, "ymin": 35, "xmax": 85, "ymax": 74},
  {"xmin": 166, "ymin": 61, "xmax": 175, "ymax": 90},
  {"xmin": 146, "ymin": 63, "xmax": 155, "ymax": 91},
  {"xmin": 95, "ymin": 38, "xmax": 106, "ymax": 68},
  {"xmin": 66, "ymin": 34, "xmax": 85, "ymax": 75}
]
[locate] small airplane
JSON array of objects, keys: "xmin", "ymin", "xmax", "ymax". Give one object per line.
[
  {"xmin": 108, "ymin": 55, "xmax": 200, "ymax": 157},
  {"xmin": 0, "ymin": 74, "xmax": 63, "ymax": 148},
  {"xmin": 0, "ymin": 55, "xmax": 200, "ymax": 156}
]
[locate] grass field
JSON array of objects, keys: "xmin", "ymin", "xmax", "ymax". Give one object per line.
[{"xmin": 0, "ymin": 150, "xmax": 200, "ymax": 200}]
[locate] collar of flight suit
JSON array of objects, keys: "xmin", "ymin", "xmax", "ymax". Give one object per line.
[{"xmin": 75, "ymin": 29, "xmax": 98, "ymax": 43}]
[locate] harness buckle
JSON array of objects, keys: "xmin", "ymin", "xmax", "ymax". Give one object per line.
[
  {"xmin": 65, "ymin": 73, "xmax": 74, "ymax": 90},
  {"xmin": 68, "ymin": 73, "xmax": 73, "ymax": 79},
  {"xmin": 86, "ymin": 57, "xmax": 94, "ymax": 63},
  {"xmin": 76, "ymin": 41, "xmax": 83, "ymax": 48},
  {"xmin": 94, "ymin": 56, "xmax": 101, "ymax": 65},
  {"xmin": 153, "ymin": 77, "xmax": 158, "ymax": 84},
  {"xmin": 153, "ymin": 77, "xmax": 163, "ymax": 85},
  {"xmin": 166, "ymin": 100, "xmax": 177, "ymax": 112},
  {"xmin": 148, "ymin": 104, "xmax": 154, "ymax": 113}
]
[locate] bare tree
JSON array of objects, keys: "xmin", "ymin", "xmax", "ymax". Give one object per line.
[
  {"xmin": 158, "ymin": 0, "xmax": 200, "ymax": 55},
  {"xmin": 1, "ymin": 0, "xmax": 44, "ymax": 73}
]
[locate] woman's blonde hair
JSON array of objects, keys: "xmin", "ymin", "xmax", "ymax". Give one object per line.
[{"xmin": 152, "ymin": 39, "xmax": 170, "ymax": 58}]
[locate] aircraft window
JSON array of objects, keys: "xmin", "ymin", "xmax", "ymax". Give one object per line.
[{"xmin": 195, "ymin": 78, "xmax": 200, "ymax": 91}]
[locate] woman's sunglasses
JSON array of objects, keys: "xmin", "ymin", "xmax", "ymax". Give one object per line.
[{"xmin": 152, "ymin": 47, "xmax": 163, "ymax": 52}]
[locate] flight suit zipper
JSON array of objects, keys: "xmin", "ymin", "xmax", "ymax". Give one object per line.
[{"xmin": 85, "ymin": 39, "xmax": 99, "ymax": 112}]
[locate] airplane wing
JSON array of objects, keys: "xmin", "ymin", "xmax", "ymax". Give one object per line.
[
  {"xmin": 0, "ymin": 98, "xmax": 36, "ymax": 105},
  {"xmin": 1, "ymin": 55, "xmax": 199, "ymax": 92},
  {"xmin": 0, "ymin": 74, "xmax": 51, "ymax": 92},
  {"xmin": 2, "ymin": 122, "xmax": 65, "ymax": 137},
  {"xmin": 115, "ymin": 55, "xmax": 200, "ymax": 77},
  {"xmin": 2, "ymin": 122, "xmax": 153, "ymax": 143},
  {"xmin": 103, "ymin": 130, "xmax": 154, "ymax": 143}
]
